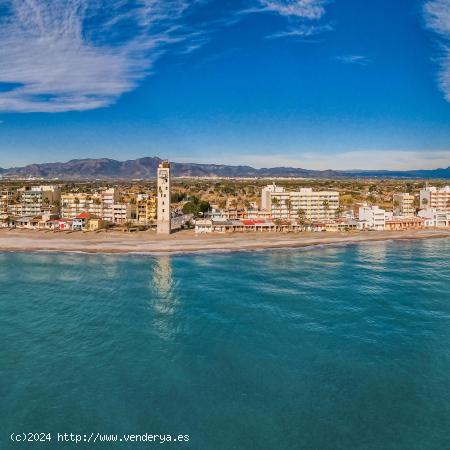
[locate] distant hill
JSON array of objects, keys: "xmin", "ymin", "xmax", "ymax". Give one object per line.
[{"xmin": 0, "ymin": 156, "xmax": 449, "ymax": 179}]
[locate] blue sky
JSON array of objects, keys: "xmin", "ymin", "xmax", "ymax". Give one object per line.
[{"xmin": 0, "ymin": 0, "xmax": 449, "ymax": 170}]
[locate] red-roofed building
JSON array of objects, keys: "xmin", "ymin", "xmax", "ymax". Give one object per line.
[{"xmin": 73, "ymin": 212, "xmax": 96, "ymax": 230}]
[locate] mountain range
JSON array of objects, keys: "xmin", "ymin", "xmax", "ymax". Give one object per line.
[{"xmin": 1, "ymin": 156, "xmax": 450, "ymax": 179}]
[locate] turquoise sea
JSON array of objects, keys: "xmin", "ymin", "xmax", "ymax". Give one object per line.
[{"xmin": 1, "ymin": 239, "xmax": 450, "ymax": 449}]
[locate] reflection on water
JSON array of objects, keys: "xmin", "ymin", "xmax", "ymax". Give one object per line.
[{"xmin": 148, "ymin": 256, "xmax": 180, "ymax": 341}]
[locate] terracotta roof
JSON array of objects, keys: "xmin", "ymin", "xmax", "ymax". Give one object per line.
[{"xmin": 75, "ymin": 212, "xmax": 93, "ymax": 219}]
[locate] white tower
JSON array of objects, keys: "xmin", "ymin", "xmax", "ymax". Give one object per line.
[{"xmin": 157, "ymin": 161, "xmax": 171, "ymax": 234}]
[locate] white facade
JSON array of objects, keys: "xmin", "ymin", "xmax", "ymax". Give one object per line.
[
  {"xmin": 261, "ymin": 183, "xmax": 285, "ymax": 210},
  {"xmin": 157, "ymin": 161, "xmax": 171, "ymax": 234},
  {"xmin": 358, "ymin": 206, "xmax": 386, "ymax": 230},
  {"xmin": 418, "ymin": 208, "xmax": 450, "ymax": 228}
]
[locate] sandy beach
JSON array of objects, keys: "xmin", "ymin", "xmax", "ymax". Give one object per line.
[{"xmin": 0, "ymin": 228, "xmax": 449, "ymax": 254}]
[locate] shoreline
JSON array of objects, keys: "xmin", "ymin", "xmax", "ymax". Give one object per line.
[{"xmin": 0, "ymin": 229, "xmax": 449, "ymax": 255}]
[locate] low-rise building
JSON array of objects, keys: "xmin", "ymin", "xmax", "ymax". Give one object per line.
[
  {"xmin": 418, "ymin": 208, "xmax": 450, "ymax": 228},
  {"xmin": 72, "ymin": 212, "xmax": 94, "ymax": 231},
  {"xmin": 385, "ymin": 216, "xmax": 424, "ymax": 231},
  {"xmin": 87, "ymin": 218, "xmax": 109, "ymax": 231}
]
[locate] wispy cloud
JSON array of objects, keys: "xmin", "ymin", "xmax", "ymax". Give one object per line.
[
  {"xmin": 253, "ymin": 0, "xmax": 332, "ymax": 39},
  {"xmin": 335, "ymin": 55, "xmax": 372, "ymax": 66},
  {"xmin": 0, "ymin": 0, "xmax": 196, "ymax": 113},
  {"xmin": 0, "ymin": 0, "xmax": 333, "ymax": 113},
  {"xmin": 267, "ymin": 23, "xmax": 332, "ymax": 39},
  {"xmin": 424, "ymin": 0, "xmax": 450, "ymax": 102},
  {"xmin": 258, "ymin": 0, "xmax": 327, "ymax": 19}
]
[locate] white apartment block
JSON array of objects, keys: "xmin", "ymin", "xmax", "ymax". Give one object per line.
[
  {"xmin": 420, "ymin": 186, "xmax": 450, "ymax": 210},
  {"xmin": 263, "ymin": 185, "xmax": 339, "ymax": 222},
  {"xmin": 358, "ymin": 206, "xmax": 386, "ymax": 230},
  {"xmin": 393, "ymin": 193, "xmax": 415, "ymax": 217},
  {"xmin": 261, "ymin": 183, "xmax": 285, "ymax": 210},
  {"xmin": 418, "ymin": 208, "xmax": 450, "ymax": 228}
]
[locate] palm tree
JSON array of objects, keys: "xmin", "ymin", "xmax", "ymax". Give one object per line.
[
  {"xmin": 74, "ymin": 197, "xmax": 80, "ymax": 214},
  {"xmin": 284, "ymin": 199, "xmax": 292, "ymax": 218},
  {"xmin": 322, "ymin": 200, "xmax": 330, "ymax": 220},
  {"xmin": 297, "ymin": 208, "xmax": 307, "ymax": 231}
]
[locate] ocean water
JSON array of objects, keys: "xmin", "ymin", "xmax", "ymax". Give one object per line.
[{"xmin": 1, "ymin": 239, "xmax": 450, "ymax": 450}]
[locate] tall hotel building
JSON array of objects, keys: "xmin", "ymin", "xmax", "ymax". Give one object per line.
[{"xmin": 157, "ymin": 161, "xmax": 171, "ymax": 234}]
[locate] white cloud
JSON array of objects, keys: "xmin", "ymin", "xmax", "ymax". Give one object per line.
[
  {"xmin": 267, "ymin": 23, "xmax": 332, "ymax": 39},
  {"xmin": 0, "ymin": 0, "xmax": 332, "ymax": 114},
  {"xmin": 253, "ymin": 0, "xmax": 331, "ymax": 39},
  {"xmin": 0, "ymin": 0, "xmax": 194, "ymax": 113},
  {"xmin": 335, "ymin": 55, "xmax": 372, "ymax": 65},
  {"xmin": 424, "ymin": 0, "xmax": 450, "ymax": 102},
  {"xmin": 258, "ymin": 0, "xmax": 327, "ymax": 19}
]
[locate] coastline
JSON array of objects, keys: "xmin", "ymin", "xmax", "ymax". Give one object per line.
[{"xmin": 0, "ymin": 229, "xmax": 449, "ymax": 255}]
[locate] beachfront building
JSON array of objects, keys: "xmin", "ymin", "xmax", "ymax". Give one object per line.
[
  {"xmin": 418, "ymin": 208, "xmax": 450, "ymax": 228},
  {"xmin": 385, "ymin": 216, "xmax": 424, "ymax": 231},
  {"xmin": 0, "ymin": 189, "xmax": 15, "ymax": 213},
  {"xmin": 261, "ymin": 183, "xmax": 285, "ymax": 210},
  {"xmin": 87, "ymin": 218, "xmax": 109, "ymax": 231},
  {"xmin": 358, "ymin": 206, "xmax": 386, "ymax": 230},
  {"xmin": 393, "ymin": 193, "xmax": 415, "ymax": 217},
  {"xmin": 72, "ymin": 212, "xmax": 94, "ymax": 231},
  {"xmin": 16, "ymin": 185, "xmax": 61, "ymax": 216},
  {"xmin": 420, "ymin": 186, "xmax": 450, "ymax": 210},
  {"xmin": 157, "ymin": 161, "xmax": 171, "ymax": 234},
  {"xmin": 263, "ymin": 184, "xmax": 340, "ymax": 222},
  {"xmin": 61, "ymin": 188, "xmax": 119, "ymax": 220},
  {"xmin": 112, "ymin": 203, "xmax": 137, "ymax": 225},
  {"xmin": 137, "ymin": 195, "xmax": 157, "ymax": 225}
]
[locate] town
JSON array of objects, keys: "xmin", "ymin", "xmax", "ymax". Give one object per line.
[{"xmin": 1, "ymin": 161, "xmax": 450, "ymax": 234}]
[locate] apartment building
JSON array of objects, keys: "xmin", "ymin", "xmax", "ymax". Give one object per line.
[
  {"xmin": 137, "ymin": 195, "xmax": 156, "ymax": 225},
  {"xmin": 112, "ymin": 203, "xmax": 137, "ymax": 225},
  {"xmin": 358, "ymin": 206, "xmax": 386, "ymax": 230},
  {"xmin": 420, "ymin": 186, "xmax": 450, "ymax": 209},
  {"xmin": 61, "ymin": 188, "xmax": 119, "ymax": 220},
  {"xmin": 0, "ymin": 189, "xmax": 15, "ymax": 213},
  {"xmin": 393, "ymin": 193, "xmax": 415, "ymax": 217},
  {"xmin": 15, "ymin": 185, "xmax": 61, "ymax": 217},
  {"xmin": 261, "ymin": 183, "xmax": 285, "ymax": 210},
  {"xmin": 263, "ymin": 185, "xmax": 340, "ymax": 222}
]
